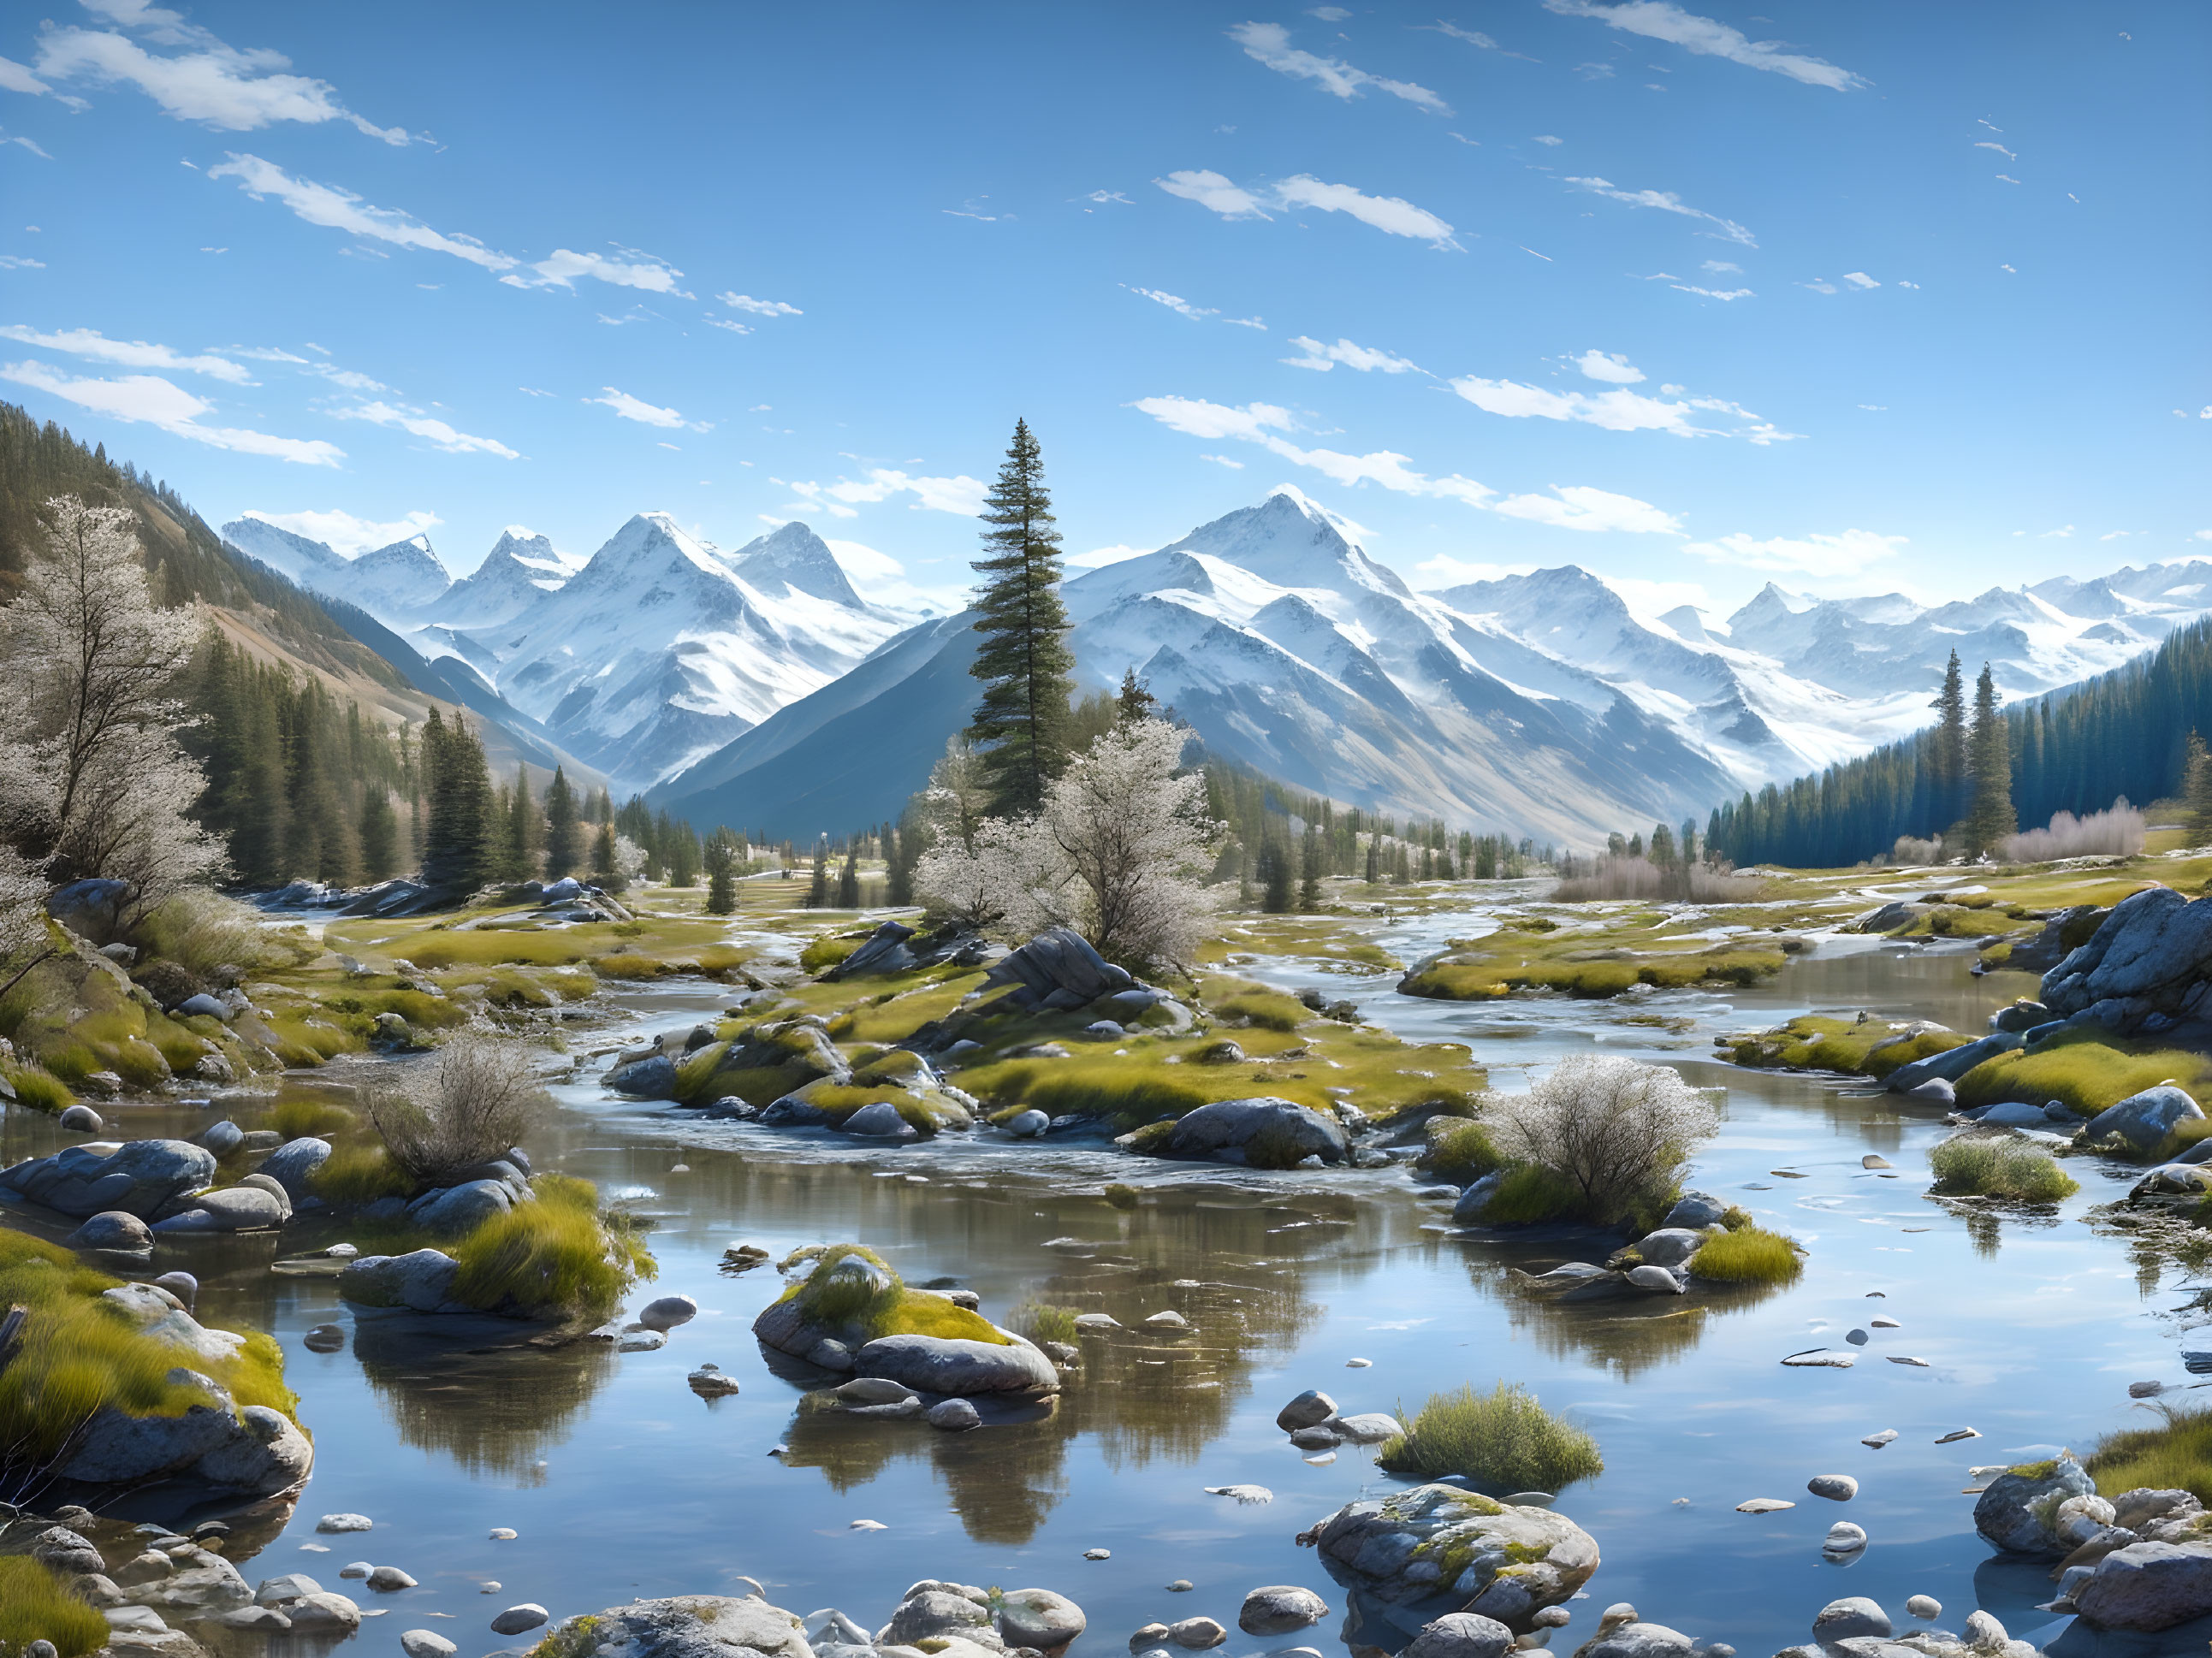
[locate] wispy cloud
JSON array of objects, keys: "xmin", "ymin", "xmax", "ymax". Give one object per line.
[
  {"xmin": 719, "ymin": 292, "xmax": 801, "ymax": 317},
  {"xmin": 330, "ymin": 400, "xmax": 519, "ymax": 457},
  {"xmin": 1420, "ymin": 21, "xmax": 1540, "ymax": 61},
  {"xmin": 1974, "ymin": 139, "xmax": 2017, "ymax": 161},
  {"xmin": 1571, "ymin": 349, "xmax": 1642, "ymax": 384},
  {"xmin": 1131, "ymin": 394, "xmax": 1683, "ymax": 532},
  {"xmin": 589, "ymin": 388, "xmax": 700, "ymax": 429},
  {"xmin": 1531, "ymin": 134, "xmax": 1563, "ymax": 145},
  {"xmin": 1282, "ymin": 335, "xmax": 1426, "ymax": 374},
  {"xmin": 506, "ymin": 246, "xmax": 689, "ymax": 297},
  {"xmin": 208, "ymin": 153, "xmax": 514, "ymax": 269},
  {"xmin": 33, "ymin": 3, "xmax": 416, "ymax": 143},
  {"xmin": 777, "ymin": 469, "xmax": 987, "ymax": 519},
  {"xmin": 241, "ymin": 506, "xmax": 439, "ymax": 557},
  {"xmin": 1228, "ymin": 21, "xmax": 1449, "ymax": 113},
  {"xmin": 0, "ymin": 356, "xmax": 342, "ymax": 465},
  {"xmin": 1542, "ymin": 0, "xmax": 1864, "ymax": 91},
  {"xmin": 1129, "ymin": 286, "xmax": 1217, "ymax": 321},
  {"xmin": 1686, "ymin": 527, "xmax": 1906, "ymax": 577},
  {"xmin": 1450, "ymin": 364, "xmax": 1795, "ymax": 442},
  {"xmin": 1158, "ymin": 169, "xmax": 1456, "ymax": 246},
  {"xmin": 0, "ymin": 323, "xmax": 253, "ymax": 382},
  {"xmin": 1569, "ymin": 175, "xmax": 1754, "ymax": 245}
]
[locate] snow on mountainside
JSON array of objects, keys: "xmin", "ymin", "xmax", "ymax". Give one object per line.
[
  {"xmin": 222, "ymin": 516, "xmax": 456, "ymax": 625},
  {"xmin": 430, "ymin": 528, "xmax": 584, "ymax": 628}
]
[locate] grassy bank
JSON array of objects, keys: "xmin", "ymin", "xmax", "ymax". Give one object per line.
[{"xmin": 1378, "ymin": 1382, "xmax": 1603, "ymax": 1489}]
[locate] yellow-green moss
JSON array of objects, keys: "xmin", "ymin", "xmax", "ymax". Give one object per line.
[
  {"xmin": 0, "ymin": 1557, "xmax": 109, "ymax": 1656},
  {"xmin": 2086, "ymin": 1405, "xmax": 2212, "ymax": 1504},
  {"xmin": 1378, "ymin": 1382, "xmax": 1603, "ymax": 1489},
  {"xmin": 308, "ymin": 1142, "xmax": 418, "ymax": 1204},
  {"xmin": 1687, "ymin": 1225, "xmax": 1803, "ymax": 1283},
  {"xmin": 1, "ymin": 1063, "xmax": 74, "ymax": 1112},
  {"xmin": 449, "ymin": 1175, "xmax": 654, "ymax": 1322},
  {"xmin": 1928, "ymin": 1135, "xmax": 2079, "ymax": 1201},
  {"xmin": 1954, "ymin": 1032, "xmax": 2212, "ymax": 1116},
  {"xmin": 775, "ymin": 1244, "xmax": 1011, "ymax": 1344}
]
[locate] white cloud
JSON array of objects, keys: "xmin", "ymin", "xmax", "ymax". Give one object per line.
[
  {"xmin": 1282, "ymin": 335, "xmax": 1426, "ymax": 374},
  {"xmin": 241, "ymin": 506, "xmax": 438, "ymax": 557},
  {"xmin": 718, "ymin": 292, "xmax": 802, "ymax": 317},
  {"xmin": 1200, "ymin": 453, "xmax": 1245, "ymax": 468},
  {"xmin": 1070, "ymin": 542, "xmax": 1153, "ymax": 569},
  {"xmin": 1841, "ymin": 271, "xmax": 1878, "ymax": 288},
  {"xmin": 1895, "ymin": 279, "xmax": 1920, "ymax": 289},
  {"xmin": 2039, "ymin": 524, "xmax": 2075, "ymax": 538},
  {"xmin": 1132, "ymin": 394, "xmax": 1683, "ymax": 532},
  {"xmin": 1130, "ymin": 286, "xmax": 1216, "ymax": 320},
  {"xmin": 1155, "ymin": 169, "xmax": 1272, "ymax": 220},
  {"xmin": 1995, "ymin": 174, "xmax": 2019, "ymax": 185},
  {"xmin": 6, "ymin": 133, "xmax": 53, "ymax": 158},
  {"xmin": 1701, "ymin": 259, "xmax": 1741, "ymax": 274},
  {"xmin": 33, "ymin": 15, "xmax": 412, "ymax": 144},
  {"xmin": 0, "ymin": 255, "xmax": 43, "ymax": 269},
  {"xmin": 1568, "ymin": 175, "xmax": 1754, "ymax": 245},
  {"xmin": 1225, "ymin": 315, "xmax": 1268, "ymax": 330},
  {"xmin": 1685, "ymin": 527, "xmax": 1906, "ymax": 577},
  {"xmin": 0, "ymin": 324, "xmax": 253, "ymax": 382},
  {"xmin": 1572, "ymin": 349, "xmax": 1644, "ymax": 384},
  {"xmin": 589, "ymin": 388, "xmax": 698, "ymax": 430},
  {"xmin": 2100, "ymin": 530, "xmax": 2132, "ymax": 542},
  {"xmin": 1082, "ymin": 189, "xmax": 1133, "ymax": 205},
  {"xmin": 0, "ymin": 55, "xmax": 49, "ymax": 96},
  {"xmin": 1801, "ymin": 278, "xmax": 1839, "ymax": 294},
  {"xmin": 705, "ymin": 318, "xmax": 750, "ymax": 334},
  {"xmin": 1541, "ymin": 0, "xmax": 1864, "ymax": 91},
  {"xmin": 506, "ymin": 246, "xmax": 689, "ymax": 296},
  {"xmin": 0, "ymin": 357, "xmax": 342, "ymax": 465},
  {"xmin": 208, "ymin": 153, "xmax": 515, "ymax": 269},
  {"xmin": 1450, "ymin": 370, "xmax": 1794, "ymax": 441},
  {"xmin": 1975, "ymin": 139, "xmax": 2016, "ymax": 161},
  {"xmin": 329, "ymin": 400, "xmax": 519, "ymax": 458},
  {"xmin": 2194, "ymin": 530, "xmax": 2212, "ymax": 542},
  {"xmin": 1307, "ymin": 6, "xmax": 1351, "ymax": 20},
  {"xmin": 1274, "ymin": 175, "xmax": 1458, "ymax": 246},
  {"xmin": 1228, "ymin": 21, "xmax": 1449, "ymax": 113},
  {"xmin": 1608, "ymin": 575, "xmax": 1716, "ymax": 625},
  {"xmin": 821, "ymin": 537, "xmax": 963, "ymax": 611},
  {"xmin": 780, "ymin": 469, "xmax": 987, "ymax": 519},
  {"xmin": 1414, "ymin": 554, "xmax": 1539, "ymax": 585},
  {"xmin": 1532, "ymin": 134, "xmax": 1563, "ymax": 145}
]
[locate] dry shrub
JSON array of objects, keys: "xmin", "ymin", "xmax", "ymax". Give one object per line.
[
  {"xmin": 1482, "ymin": 1056, "xmax": 1718, "ymax": 1226},
  {"xmin": 367, "ymin": 1029, "xmax": 547, "ymax": 1184},
  {"xmin": 2001, "ymin": 803, "xmax": 2146, "ymax": 862}
]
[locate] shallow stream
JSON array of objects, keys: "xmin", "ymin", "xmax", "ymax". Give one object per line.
[{"xmin": 4, "ymin": 898, "xmax": 2196, "ymax": 1658}]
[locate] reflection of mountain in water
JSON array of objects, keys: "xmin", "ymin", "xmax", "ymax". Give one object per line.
[{"xmin": 353, "ymin": 1316, "xmax": 615, "ymax": 1479}]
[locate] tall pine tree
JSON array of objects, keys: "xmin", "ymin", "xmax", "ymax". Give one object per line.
[
  {"xmin": 419, "ymin": 708, "xmax": 495, "ymax": 891},
  {"xmin": 543, "ymin": 766, "xmax": 581, "ymax": 878},
  {"xmin": 967, "ymin": 418, "xmax": 1076, "ymax": 816},
  {"xmin": 702, "ymin": 826, "xmax": 741, "ymax": 914},
  {"xmin": 1962, "ymin": 661, "xmax": 2017, "ymax": 858},
  {"xmin": 1929, "ymin": 649, "xmax": 1968, "ymax": 832}
]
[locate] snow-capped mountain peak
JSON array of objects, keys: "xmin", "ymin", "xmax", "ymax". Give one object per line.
[{"xmin": 731, "ymin": 519, "xmax": 866, "ymax": 609}]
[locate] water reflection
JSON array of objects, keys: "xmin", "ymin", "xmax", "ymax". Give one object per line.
[{"xmin": 353, "ymin": 1317, "xmax": 616, "ymax": 1479}]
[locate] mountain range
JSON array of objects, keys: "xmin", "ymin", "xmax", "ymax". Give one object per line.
[{"xmin": 222, "ymin": 491, "xmax": 2212, "ymax": 846}]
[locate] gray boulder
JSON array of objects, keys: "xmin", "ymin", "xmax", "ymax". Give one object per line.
[
  {"xmin": 1278, "ymin": 1390, "xmax": 1338, "ymax": 1430},
  {"xmin": 607, "ymin": 1054, "xmax": 680, "ymax": 1098},
  {"xmin": 1146, "ymin": 1098, "xmax": 1348, "ymax": 1167},
  {"xmin": 840, "ymin": 1101, "xmax": 916, "ymax": 1140},
  {"xmin": 151, "ymin": 1186, "xmax": 288, "ymax": 1234},
  {"xmin": 878, "ymin": 1586, "xmax": 997, "ymax": 1649},
  {"xmin": 639, "ymin": 1294, "xmax": 697, "ymax": 1330},
  {"xmin": 408, "ymin": 1179, "xmax": 517, "ymax": 1236},
  {"xmin": 2083, "ymin": 1084, "xmax": 2204, "ymax": 1151},
  {"xmin": 176, "ymin": 992, "xmax": 230, "ymax": 1021},
  {"xmin": 1628, "ymin": 1229, "xmax": 1704, "ymax": 1269},
  {"xmin": 997, "ymin": 1588, "xmax": 1086, "ymax": 1649},
  {"xmin": 196, "ymin": 1120, "xmax": 243, "ymax": 1155},
  {"xmin": 0, "ymin": 1139, "xmax": 217, "ymax": 1218},
  {"xmin": 491, "ymin": 1605, "xmax": 550, "ymax": 1636},
  {"xmin": 1973, "ymin": 1454, "xmax": 2096, "ymax": 1557},
  {"xmin": 59, "ymin": 1103, "xmax": 105, "ymax": 1133},
  {"xmin": 339, "ymin": 1249, "xmax": 465, "ymax": 1313},
  {"xmin": 825, "ymin": 921, "xmax": 916, "ymax": 980},
  {"xmin": 927, "ymin": 1397, "xmax": 981, "ymax": 1430},
  {"xmin": 1005, "ymin": 1110, "xmax": 1049, "ymax": 1139},
  {"xmin": 856, "ymin": 1332, "xmax": 1060, "ymax": 1395},
  {"xmin": 46, "ymin": 877, "xmax": 132, "ymax": 944},
  {"xmin": 62, "ymin": 1366, "xmax": 311, "ymax": 1501},
  {"xmin": 69, "ymin": 1210, "xmax": 154, "ymax": 1251},
  {"xmin": 1236, "ymin": 1586, "xmax": 1328, "ymax": 1636},
  {"xmin": 257, "ymin": 1137, "xmax": 333, "ymax": 1199},
  {"xmin": 1810, "ymin": 1597, "xmax": 1889, "ymax": 1642},
  {"xmin": 1401, "ymin": 1613, "xmax": 1513, "ymax": 1658},
  {"xmin": 2073, "ymin": 1541, "xmax": 2212, "ymax": 1631},
  {"xmin": 2043, "ymin": 885, "xmax": 2212, "ymax": 1039},
  {"xmin": 528, "ymin": 1596, "xmax": 815, "ymax": 1658},
  {"xmin": 1452, "ymin": 1171, "xmax": 1507, "ymax": 1224},
  {"xmin": 1297, "ymin": 1483, "xmax": 1598, "ymax": 1630},
  {"xmin": 1565, "ymin": 1618, "xmax": 1696, "ymax": 1658},
  {"xmin": 1661, "ymin": 1190, "xmax": 1726, "ymax": 1229},
  {"xmin": 984, "ymin": 926, "xmax": 1130, "ymax": 1004},
  {"xmin": 1887, "ymin": 1031, "xmax": 2020, "ymax": 1093}
]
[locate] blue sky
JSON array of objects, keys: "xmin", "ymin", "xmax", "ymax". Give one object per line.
[{"xmin": 2, "ymin": 1, "xmax": 2205, "ymax": 618}]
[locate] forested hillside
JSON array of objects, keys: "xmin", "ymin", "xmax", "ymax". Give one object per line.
[{"xmin": 1706, "ymin": 618, "xmax": 2212, "ymax": 867}]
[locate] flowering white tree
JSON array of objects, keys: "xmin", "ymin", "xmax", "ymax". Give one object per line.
[
  {"xmin": 0, "ymin": 496, "xmax": 224, "ymax": 922},
  {"xmin": 914, "ymin": 716, "xmax": 1220, "ymax": 968},
  {"xmin": 917, "ymin": 735, "xmax": 993, "ymax": 851},
  {"xmin": 1483, "ymin": 1056, "xmax": 1719, "ymax": 1223}
]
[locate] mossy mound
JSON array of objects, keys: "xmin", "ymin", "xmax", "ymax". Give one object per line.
[
  {"xmin": 1687, "ymin": 1225, "xmax": 1803, "ymax": 1283},
  {"xmin": 1928, "ymin": 1134, "xmax": 2079, "ymax": 1202},
  {"xmin": 1953, "ymin": 1029, "xmax": 2212, "ymax": 1116},
  {"xmin": 1377, "ymin": 1382, "xmax": 1603, "ymax": 1489},
  {"xmin": 1720, "ymin": 1014, "xmax": 1969, "ymax": 1079},
  {"xmin": 764, "ymin": 1245, "xmax": 1010, "ymax": 1347},
  {"xmin": 451, "ymin": 1175, "xmax": 655, "ymax": 1323}
]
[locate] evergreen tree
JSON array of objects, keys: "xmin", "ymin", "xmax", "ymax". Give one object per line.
[
  {"xmin": 1963, "ymin": 661, "xmax": 2016, "ymax": 857},
  {"xmin": 1930, "ymin": 649, "xmax": 1968, "ymax": 829},
  {"xmin": 1257, "ymin": 836, "xmax": 1295, "ymax": 913},
  {"xmin": 702, "ymin": 826, "xmax": 741, "ymax": 914},
  {"xmin": 1364, "ymin": 833, "xmax": 1380, "ymax": 884},
  {"xmin": 590, "ymin": 820, "xmax": 621, "ymax": 891},
  {"xmin": 805, "ymin": 838, "xmax": 831, "ymax": 907},
  {"xmin": 836, "ymin": 845, "xmax": 861, "ymax": 908},
  {"xmin": 359, "ymin": 787, "xmax": 399, "ymax": 881},
  {"xmin": 1299, "ymin": 826, "xmax": 1324, "ymax": 910},
  {"xmin": 506, "ymin": 764, "xmax": 540, "ymax": 880},
  {"xmin": 967, "ymin": 418, "xmax": 1076, "ymax": 816},
  {"xmin": 2187, "ymin": 731, "xmax": 2212, "ymax": 847},
  {"xmin": 543, "ymin": 766, "xmax": 581, "ymax": 878},
  {"xmin": 587, "ymin": 785, "xmax": 614, "ymax": 825},
  {"xmin": 1116, "ymin": 665, "xmax": 1158, "ymax": 725},
  {"xmin": 663, "ymin": 815, "xmax": 701, "ymax": 886},
  {"xmin": 419, "ymin": 708, "xmax": 495, "ymax": 891}
]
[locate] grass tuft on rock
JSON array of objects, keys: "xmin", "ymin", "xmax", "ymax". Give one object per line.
[
  {"xmin": 1928, "ymin": 1134, "xmax": 2079, "ymax": 1202},
  {"xmin": 1687, "ymin": 1225, "xmax": 1802, "ymax": 1282},
  {"xmin": 775, "ymin": 1243, "xmax": 1011, "ymax": 1344},
  {"xmin": 0, "ymin": 1556, "xmax": 110, "ymax": 1656},
  {"xmin": 307, "ymin": 1141, "xmax": 418, "ymax": 1204},
  {"xmin": 1378, "ymin": 1381, "xmax": 1603, "ymax": 1491},
  {"xmin": 0, "ymin": 1229, "xmax": 296, "ymax": 1468},
  {"xmin": 449, "ymin": 1174, "xmax": 654, "ymax": 1323},
  {"xmin": 2085, "ymin": 1403, "xmax": 2212, "ymax": 1504},
  {"xmin": 1012, "ymin": 1303, "xmax": 1081, "ymax": 1345},
  {"xmin": 1416, "ymin": 1120, "xmax": 1504, "ymax": 1185},
  {"xmin": 273, "ymin": 1094, "xmax": 358, "ymax": 1140},
  {"xmin": 1211, "ymin": 985, "xmax": 1309, "ymax": 1033},
  {"xmin": 0, "ymin": 1062, "xmax": 74, "ymax": 1112},
  {"xmin": 1954, "ymin": 1032, "xmax": 2212, "ymax": 1116}
]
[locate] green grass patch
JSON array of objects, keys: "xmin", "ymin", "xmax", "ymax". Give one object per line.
[
  {"xmin": 800, "ymin": 933, "xmax": 863, "ymax": 974},
  {"xmin": 2086, "ymin": 1403, "xmax": 2212, "ymax": 1505},
  {"xmin": 1378, "ymin": 1381, "xmax": 1603, "ymax": 1489},
  {"xmin": 0, "ymin": 1557, "xmax": 110, "ymax": 1656},
  {"xmin": 776, "ymin": 1243, "xmax": 1011, "ymax": 1343},
  {"xmin": 1722, "ymin": 1015, "xmax": 1972, "ymax": 1080},
  {"xmin": 308, "ymin": 1142, "xmax": 418, "ymax": 1204},
  {"xmin": 1687, "ymin": 1225, "xmax": 1803, "ymax": 1283},
  {"xmin": 274, "ymin": 1094, "xmax": 359, "ymax": 1140},
  {"xmin": 1210, "ymin": 985, "xmax": 1309, "ymax": 1032},
  {"xmin": 1478, "ymin": 1162, "xmax": 1587, "ymax": 1226},
  {"xmin": 1011, "ymin": 1302, "xmax": 1081, "ymax": 1344},
  {"xmin": 449, "ymin": 1175, "xmax": 654, "ymax": 1323},
  {"xmin": 1416, "ymin": 1120, "xmax": 1504, "ymax": 1185},
  {"xmin": 1928, "ymin": 1134, "xmax": 2079, "ymax": 1201},
  {"xmin": 0, "ymin": 1063, "xmax": 74, "ymax": 1112},
  {"xmin": 1954, "ymin": 1030, "xmax": 2212, "ymax": 1116},
  {"xmin": 265, "ymin": 1016, "xmax": 361, "ymax": 1067},
  {"xmin": 1406, "ymin": 943, "xmax": 1787, "ymax": 1001},
  {"xmin": 0, "ymin": 1230, "xmax": 296, "ymax": 1467},
  {"xmin": 1104, "ymin": 1182, "xmax": 1140, "ymax": 1210}
]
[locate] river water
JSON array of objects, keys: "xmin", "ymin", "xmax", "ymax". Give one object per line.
[{"xmin": 3, "ymin": 896, "xmax": 2192, "ymax": 1658}]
